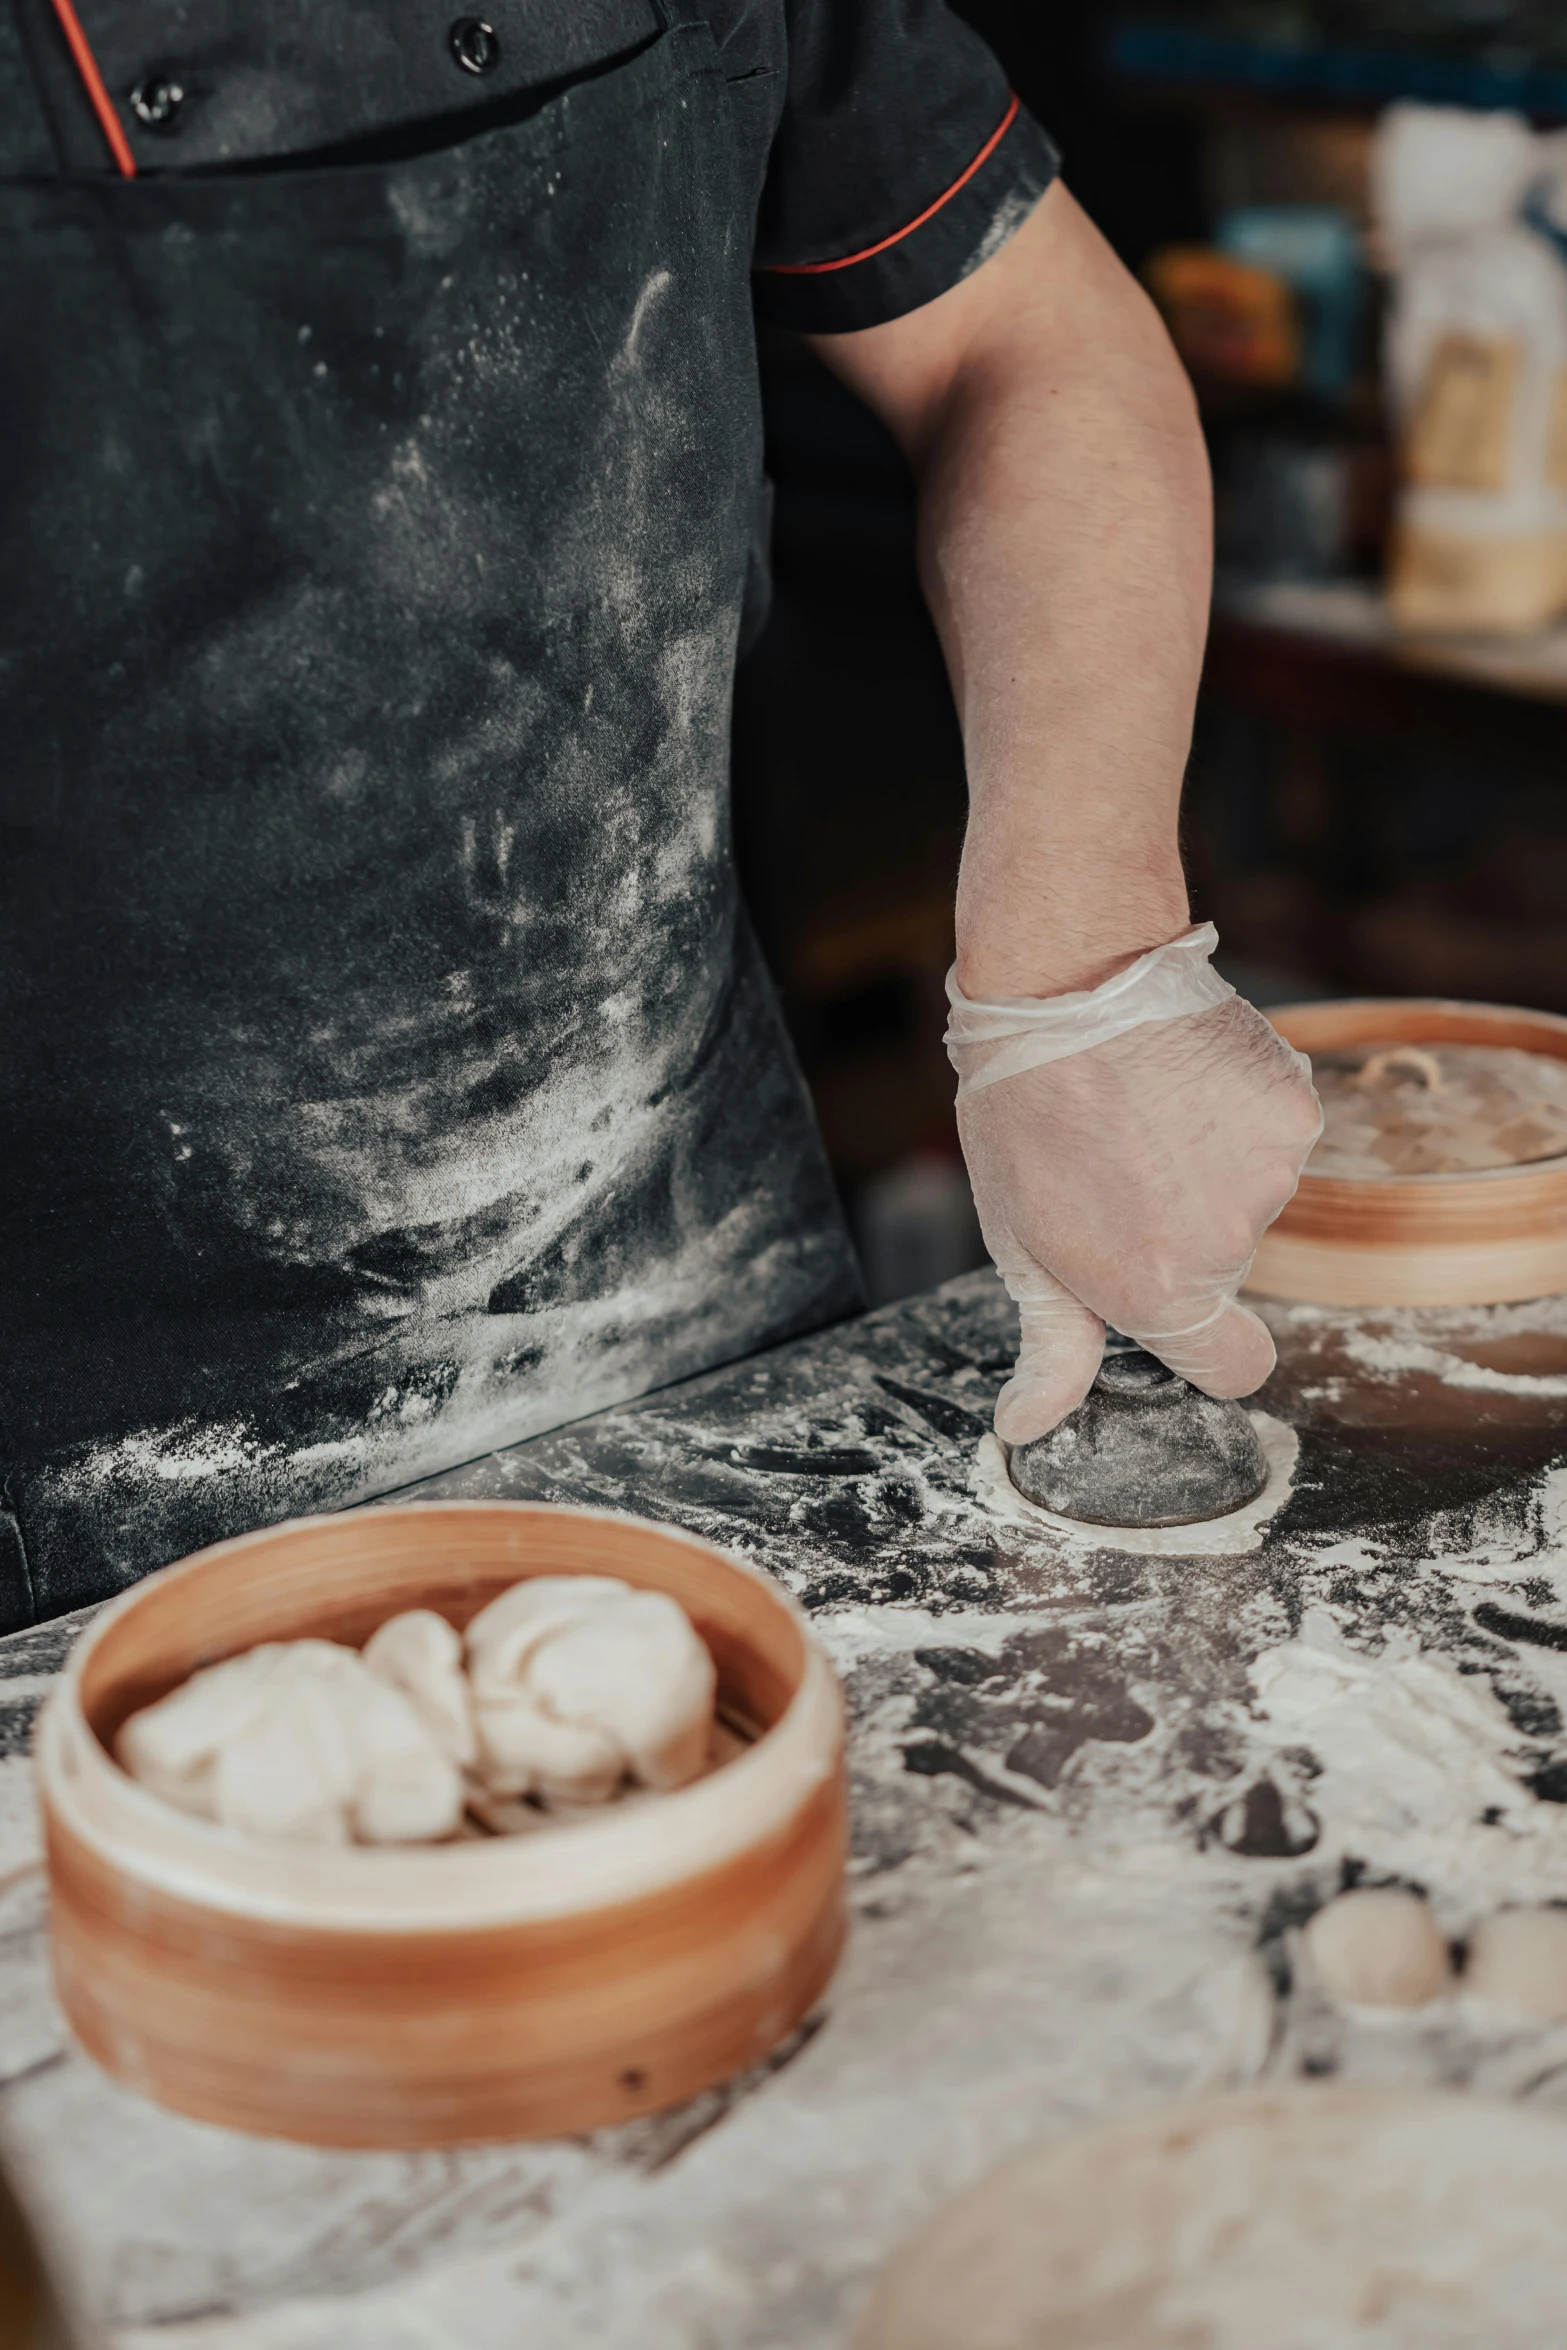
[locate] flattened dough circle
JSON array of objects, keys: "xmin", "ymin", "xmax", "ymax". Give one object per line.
[{"xmin": 855, "ymin": 2086, "xmax": 1567, "ymax": 2350}]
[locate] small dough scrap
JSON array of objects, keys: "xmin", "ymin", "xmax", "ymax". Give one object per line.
[
  {"xmin": 1304, "ymin": 1887, "xmax": 1450, "ymax": 2009},
  {"xmin": 1465, "ymin": 1907, "xmax": 1567, "ymax": 2021},
  {"xmin": 363, "ymin": 1608, "xmax": 477, "ymax": 1768}
]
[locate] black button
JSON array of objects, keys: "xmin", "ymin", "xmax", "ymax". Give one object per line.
[
  {"xmin": 449, "ymin": 17, "xmax": 500, "ymax": 73},
  {"xmin": 128, "ymin": 73, "xmax": 185, "ymax": 130}
]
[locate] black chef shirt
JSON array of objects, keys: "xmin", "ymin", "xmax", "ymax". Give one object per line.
[{"xmin": 9, "ymin": 0, "xmax": 1060, "ymax": 334}]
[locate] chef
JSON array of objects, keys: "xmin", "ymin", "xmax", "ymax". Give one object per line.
[{"xmin": 0, "ymin": 0, "xmax": 1320, "ymax": 1623}]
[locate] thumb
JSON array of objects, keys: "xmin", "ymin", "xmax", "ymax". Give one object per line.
[
  {"xmin": 1124, "ymin": 1298, "xmax": 1277, "ymax": 1400},
  {"xmin": 993, "ymin": 1262, "xmax": 1106, "ymax": 1444}
]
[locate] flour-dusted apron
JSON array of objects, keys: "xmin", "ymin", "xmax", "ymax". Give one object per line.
[{"xmin": 0, "ymin": 0, "xmax": 861, "ymax": 1623}]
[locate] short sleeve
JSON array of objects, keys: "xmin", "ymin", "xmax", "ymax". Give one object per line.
[{"xmin": 750, "ymin": 0, "xmax": 1061, "ymax": 335}]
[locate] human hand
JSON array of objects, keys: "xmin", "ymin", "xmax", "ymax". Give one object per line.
[{"xmin": 956, "ymin": 991, "xmax": 1322, "ymax": 1442}]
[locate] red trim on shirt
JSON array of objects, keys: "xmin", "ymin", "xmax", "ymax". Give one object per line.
[
  {"xmin": 762, "ymin": 92, "xmax": 1019, "ymax": 276},
  {"xmin": 47, "ymin": 0, "xmax": 137, "ymax": 176}
]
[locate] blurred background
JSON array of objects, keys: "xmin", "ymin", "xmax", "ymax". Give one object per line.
[{"xmin": 732, "ymin": 0, "xmax": 1567, "ymax": 1303}]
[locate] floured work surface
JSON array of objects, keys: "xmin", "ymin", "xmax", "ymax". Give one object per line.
[{"xmin": 4, "ymin": 1271, "xmax": 1567, "ymax": 2346}]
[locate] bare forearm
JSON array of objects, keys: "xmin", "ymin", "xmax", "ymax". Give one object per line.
[
  {"xmin": 809, "ymin": 185, "xmax": 1212, "ymax": 995},
  {"xmin": 809, "ymin": 184, "xmax": 1317, "ymax": 1432},
  {"xmin": 917, "ymin": 223, "xmax": 1210, "ymax": 992}
]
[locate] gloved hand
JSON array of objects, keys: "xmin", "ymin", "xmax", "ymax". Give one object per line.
[{"xmin": 947, "ymin": 928, "xmax": 1323, "ymax": 1443}]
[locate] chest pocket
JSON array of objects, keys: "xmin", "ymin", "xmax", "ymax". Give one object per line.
[{"xmin": 13, "ymin": 0, "xmax": 664, "ymax": 175}]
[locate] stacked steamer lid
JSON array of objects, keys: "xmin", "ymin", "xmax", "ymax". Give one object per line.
[{"xmin": 1247, "ymin": 1001, "xmax": 1567, "ymax": 1307}]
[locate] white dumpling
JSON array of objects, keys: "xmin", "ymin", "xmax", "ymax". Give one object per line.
[
  {"xmin": 114, "ymin": 1642, "xmax": 324, "ymax": 1819},
  {"xmin": 473, "ymin": 1691, "xmax": 625, "ymax": 1804},
  {"xmin": 527, "ymin": 1590, "xmax": 716, "ymax": 1791},
  {"xmin": 119, "ymin": 1641, "xmax": 463, "ymax": 1847},
  {"xmin": 466, "ymin": 1576, "xmax": 633, "ymax": 1804},
  {"xmin": 465, "ymin": 1576, "xmax": 631, "ymax": 1700},
  {"xmin": 215, "ymin": 1672, "xmax": 363, "ymax": 1844},
  {"xmin": 467, "ymin": 1578, "xmax": 715, "ymax": 1807},
  {"xmin": 118, "ymin": 1578, "xmax": 717, "ymax": 1844},
  {"xmin": 338, "ymin": 1664, "xmax": 466, "ymax": 1843},
  {"xmin": 363, "ymin": 1609, "xmax": 477, "ymax": 1768}
]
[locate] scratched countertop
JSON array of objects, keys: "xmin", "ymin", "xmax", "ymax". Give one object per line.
[{"xmin": 4, "ymin": 1269, "xmax": 1567, "ymax": 2348}]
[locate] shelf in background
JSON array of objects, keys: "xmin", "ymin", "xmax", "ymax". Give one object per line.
[
  {"xmin": 1195, "ymin": 579, "xmax": 1567, "ymax": 1013},
  {"xmin": 1110, "ymin": 22, "xmax": 1567, "ymax": 119},
  {"xmin": 1212, "ymin": 579, "xmax": 1567, "ymax": 717}
]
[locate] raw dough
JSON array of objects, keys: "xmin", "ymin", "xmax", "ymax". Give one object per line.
[
  {"xmin": 363, "ymin": 1608, "xmax": 477, "ymax": 1768},
  {"xmin": 117, "ymin": 1576, "xmax": 719, "ymax": 1842},
  {"xmin": 117, "ymin": 1640, "xmax": 463, "ymax": 1846},
  {"xmin": 1310, "ymin": 1041, "xmax": 1567, "ymax": 1179},
  {"xmin": 114, "ymin": 1641, "xmax": 296, "ymax": 1820},
  {"xmin": 527, "ymin": 1591, "xmax": 715, "ymax": 1789},
  {"xmin": 466, "ymin": 1575, "xmax": 715, "ymax": 1803},
  {"xmin": 853, "ymin": 2086, "xmax": 1567, "ymax": 2350},
  {"xmin": 472, "ymin": 1693, "xmax": 624, "ymax": 1806},
  {"xmin": 1465, "ymin": 1906, "xmax": 1567, "ymax": 2020},
  {"xmin": 1303, "ymin": 1885, "xmax": 1450, "ymax": 2009},
  {"xmin": 465, "ymin": 1576, "xmax": 632, "ymax": 1694}
]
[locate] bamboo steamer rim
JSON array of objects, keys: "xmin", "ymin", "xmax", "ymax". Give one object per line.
[
  {"xmin": 37, "ymin": 1501, "xmax": 843, "ymax": 1936},
  {"xmin": 1298, "ymin": 1159, "xmax": 1567, "ymax": 1192},
  {"xmin": 1250, "ymin": 997, "xmax": 1567, "ymax": 1305},
  {"xmin": 1277, "ymin": 997, "xmax": 1567, "ymax": 1192}
]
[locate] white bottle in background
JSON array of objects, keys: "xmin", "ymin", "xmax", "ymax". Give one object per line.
[{"xmin": 1375, "ymin": 102, "xmax": 1567, "ymax": 634}]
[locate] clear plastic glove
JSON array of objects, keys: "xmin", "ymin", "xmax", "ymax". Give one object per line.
[{"xmin": 948, "ymin": 930, "xmax": 1322, "ymax": 1443}]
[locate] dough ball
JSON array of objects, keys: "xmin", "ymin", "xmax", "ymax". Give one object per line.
[
  {"xmin": 1465, "ymin": 1907, "xmax": 1567, "ymax": 2021},
  {"xmin": 1304, "ymin": 1886, "xmax": 1450, "ymax": 2009}
]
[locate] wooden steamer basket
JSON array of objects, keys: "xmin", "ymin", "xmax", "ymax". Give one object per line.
[
  {"xmin": 1247, "ymin": 1000, "xmax": 1567, "ymax": 1308},
  {"xmin": 35, "ymin": 1503, "xmax": 847, "ymax": 2148}
]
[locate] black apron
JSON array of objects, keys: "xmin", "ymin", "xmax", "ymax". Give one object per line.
[{"xmin": 0, "ymin": 0, "xmax": 861, "ymax": 1624}]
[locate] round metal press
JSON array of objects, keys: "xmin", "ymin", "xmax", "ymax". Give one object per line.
[{"xmin": 1008, "ymin": 1335, "xmax": 1269, "ymax": 1529}]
